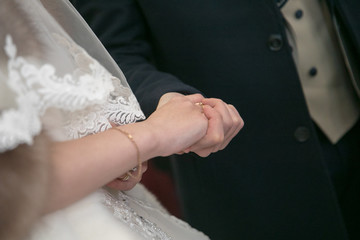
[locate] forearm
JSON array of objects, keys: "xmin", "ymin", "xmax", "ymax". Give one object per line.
[
  {"xmin": 45, "ymin": 94, "xmax": 208, "ymax": 213},
  {"xmin": 46, "ymin": 122, "xmax": 156, "ymax": 213}
]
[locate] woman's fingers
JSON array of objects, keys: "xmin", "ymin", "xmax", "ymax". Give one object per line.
[
  {"xmin": 106, "ymin": 162, "xmax": 148, "ymax": 191},
  {"xmin": 185, "ymin": 93, "xmax": 205, "ymax": 104}
]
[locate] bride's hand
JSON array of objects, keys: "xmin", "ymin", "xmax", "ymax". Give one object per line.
[
  {"xmin": 156, "ymin": 93, "xmax": 244, "ymax": 157},
  {"xmin": 106, "ymin": 162, "xmax": 148, "ymax": 191},
  {"xmin": 145, "ymin": 94, "xmax": 208, "ymax": 157}
]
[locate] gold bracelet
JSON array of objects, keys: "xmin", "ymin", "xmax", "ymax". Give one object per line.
[{"xmin": 111, "ymin": 127, "xmax": 142, "ymax": 179}]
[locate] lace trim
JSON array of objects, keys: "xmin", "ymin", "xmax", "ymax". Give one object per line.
[
  {"xmin": 53, "ymin": 33, "xmax": 145, "ymax": 138},
  {"xmin": 0, "ymin": 34, "xmax": 144, "ymax": 152}
]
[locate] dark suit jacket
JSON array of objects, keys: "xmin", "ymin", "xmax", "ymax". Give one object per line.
[{"xmin": 72, "ymin": 0, "xmax": 360, "ymax": 239}]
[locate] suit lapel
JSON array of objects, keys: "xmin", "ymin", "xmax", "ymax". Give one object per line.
[{"xmin": 330, "ymin": 0, "xmax": 360, "ymax": 97}]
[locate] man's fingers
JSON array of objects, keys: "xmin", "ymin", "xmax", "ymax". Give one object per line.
[
  {"xmin": 219, "ymin": 104, "xmax": 244, "ymax": 150},
  {"xmin": 189, "ymin": 105, "xmax": 224, "ymax": 155},
  {"xmin": 190, "ymin": 102, "xmax": 244, "ymax": 156},
  {"xmin": 202, "ymin": 98, "xmax": 233, "ymax": 134}
]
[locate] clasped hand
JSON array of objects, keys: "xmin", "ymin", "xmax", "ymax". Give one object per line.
[
  {"xmin": 107, "ymin": 92, "xmax": 243, "ymax": 190},
  {"xmin": 158, "ymin": 93, "xmax": 244, "ymax": 157}
]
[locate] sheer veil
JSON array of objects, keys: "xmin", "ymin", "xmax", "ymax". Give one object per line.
[
  {"xmin": 0, "ymin": 1, "xmax": 212, "ymax": 240},
  {"xmin": 0, "ymin": 1, "xmax": 144, "ymax": 239},
  {"xmin": 0, "ymin": 0, "xmax": 144, "ymax": 152},
  {"xmin": 43, "ymin": 0, "xmax": 131, "ymax": 85}
]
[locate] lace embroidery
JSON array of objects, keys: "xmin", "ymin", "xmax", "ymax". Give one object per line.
[
  {"xmin": 0, "ymin": 34, "xmax": 144, "ymax": 152},
  {"xmin": 53, "ymin": 33, "xmax": 145, "ymax": 138},
  {"xmin": 104, "ymin": 191, "xmax": 172, "ymax": 240}
]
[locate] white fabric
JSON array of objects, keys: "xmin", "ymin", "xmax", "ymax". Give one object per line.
[
  {"xmin": 28, "ymin": 185, "xmax": 209, "ymax": 240},
  {"xmin": 0, "ymin": 0, "xmax": 209, "ymax": 239}
]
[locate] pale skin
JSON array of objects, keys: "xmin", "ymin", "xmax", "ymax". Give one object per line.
[
  {"xmin": 46, "ymin": 94, "xmax": 210, "ymax": 213},
  {"xmin": 46, "ymin": 92, "xmax": 243, "ymax": 213},
  {"xmin": 106, "ymin": 93, "xmax": 244, "ymax": 192},
  {"xmin": 175, "ymin": 93, "xmax": 244, "ymax": 156}
]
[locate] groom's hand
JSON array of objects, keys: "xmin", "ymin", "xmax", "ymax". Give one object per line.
[
  {"xmin": 186, "ymin": 97, "xmax": 244, "ymax": 157},
  {"xmin": 158, "ymin": 93, "xmax": 244, "ymax": 157}
]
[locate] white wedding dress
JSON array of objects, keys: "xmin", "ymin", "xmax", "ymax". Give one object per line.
[{"xmin": 0, "ymin": 0, "xmax": 209, "ymax": 239}]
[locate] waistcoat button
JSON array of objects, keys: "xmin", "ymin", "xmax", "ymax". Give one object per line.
[
  {"xmin": 268, "ymin": 34, "xmax": 283, "ymax": 51},
  {"xmin": 309, "ymin": 67, "xmax": 318, "ymax": 76},
  {"xmin": 295, "ymin": 9, "xmax": 303, "ymax": 19},
  {"xmin": 294, "ymin": 126, "xmax": 310, "ymax": 142}
]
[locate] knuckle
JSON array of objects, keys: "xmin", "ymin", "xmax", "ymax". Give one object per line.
[
  {"xmin": 199, "ymin": 151, "xmax": 211, "ymax": 158},
  {"xmin": 234, "ymin": 116, "xmax": 244, "ymax": 129},
  {"xmin": 194, "ymin": 93, "xmax": 203, "ymax": 98},
  {"xmin": 211, "ymin": 133, "xmax": 224, "ymax": 144},
  {"xmin": 224, "ymin": 119, "xmax": 233, "ymax": 129}
]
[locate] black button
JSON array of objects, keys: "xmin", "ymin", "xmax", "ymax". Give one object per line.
[
  {"xmin": 268, "ymin": 34, "xmax": 283, "ymax": 51},
  {"xmin": 295, "ymin": 9, "xmax": 303, "ymax": 19},
  {"xmin": 294, "ymin": 126, "xmax": 310, "ymax": 142},
  {"xmin": 309, "ymin": 67, "xmax": 318, "ymax": 76}
]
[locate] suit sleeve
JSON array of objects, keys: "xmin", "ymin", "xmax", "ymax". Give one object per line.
[{"xmin": 71, "ymin": 0, "xmax": 201, "ymax": 117}]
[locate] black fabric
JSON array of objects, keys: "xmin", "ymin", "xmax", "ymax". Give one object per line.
[
  {"xmin": 72, "ymin": 0, "xmax": 360, "ymax": 239},
  {"xmin": 332, "ymin": 0, "xmax": 360, "ymax": 95},
  {"xmin": 316, "ymin": 120, "xmax": 360, "ymax": 240}
]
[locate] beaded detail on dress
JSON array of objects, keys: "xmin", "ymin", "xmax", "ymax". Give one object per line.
[
  {"xmin": 104, "ymin": 191, "xmax": 172, "ymax": 240},
  {"xmin": 102, "ymin": 185, "xmax": 209, "ymax": 240}
]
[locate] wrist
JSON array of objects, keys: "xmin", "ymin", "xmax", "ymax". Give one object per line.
[{"xmin": 117, "ymin": 122, "xmax": 160, "ymax": 162}]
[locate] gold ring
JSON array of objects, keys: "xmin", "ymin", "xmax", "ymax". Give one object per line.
[{"xmin": 196, "ymin": 102, "xmax": 204, "ymax": 108}]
